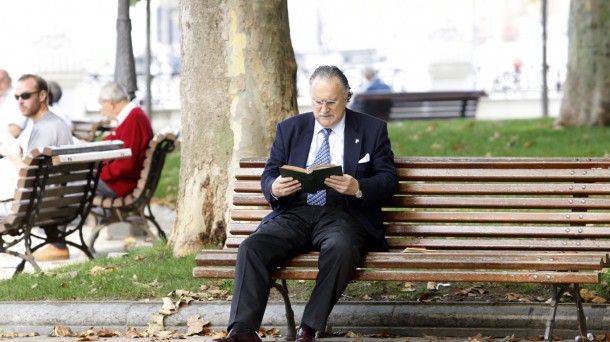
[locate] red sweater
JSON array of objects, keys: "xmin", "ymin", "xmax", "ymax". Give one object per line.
[{"xmin": 101, "ymin": 107, "xmax": 153, "ymax": 196}]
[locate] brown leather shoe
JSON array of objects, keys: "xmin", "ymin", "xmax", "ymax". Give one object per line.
[
  {"xmin": 210, "ymin": 329, "xmax": 261, "ymax": 342},
  {"xmin": 32, "ymin": 245, "xmax": 70, "ymax": 261},
  {"xmin": 296, "ymin": 325, "xmax": 317, "ymax": 342}
]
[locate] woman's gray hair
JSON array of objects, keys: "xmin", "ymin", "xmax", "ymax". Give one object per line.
[
  {"xmin": 99, "ymin": 82, "xmax": 128, "ymax": 103},
  {"xmin": 309, "ymin": 65, "xmax": 353, "ymax": 103}
]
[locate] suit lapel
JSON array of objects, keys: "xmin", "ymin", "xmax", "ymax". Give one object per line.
[
  {"xmin": 289, "ymin": 113, "xmax": 315, "ymax": 168},
  {"xmin": 343, "ymin": 110, "xmax": 362, "ymax": 176}
]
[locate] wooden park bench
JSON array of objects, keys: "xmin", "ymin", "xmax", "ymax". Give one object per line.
[
  {"xmin": 194, "ymin": 156, "xmax": 610, "ymax": 341},
  {"xmin": 87, "ymin": 130, "xmax": 180, "ymax": 252},
  {"xmin": 71, "ymin": 119, "xmax": 112, "ymax": 142},
  {"xmin": 351, "ymin": 90, "xmax": 487, "ymax": 121},
  {"xmin": 0, "ymin": 140, "xmax": 131, "ymax": 274}
]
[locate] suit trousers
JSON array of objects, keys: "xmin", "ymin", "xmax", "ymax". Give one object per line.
[{"xmin": 228, "ymin": 205, "xmax": 368, "ymax": 333}]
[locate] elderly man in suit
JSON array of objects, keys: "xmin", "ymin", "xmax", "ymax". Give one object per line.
[{"xmin": 212, "ymin": 65, "xmax": 398, "ymax": 342}]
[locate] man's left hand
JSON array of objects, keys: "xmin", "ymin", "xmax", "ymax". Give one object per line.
[{"xmin": 325, "ymin": 174, "xmax": 359, "ymax": 196}]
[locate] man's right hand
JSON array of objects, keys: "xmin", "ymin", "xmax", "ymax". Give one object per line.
[{"xmin": 271, "ymin": 176, "xmax": 301, "ymax": 198}]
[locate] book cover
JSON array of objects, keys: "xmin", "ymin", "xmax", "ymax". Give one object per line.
[{"xmin": 279, "ymin": 164, "xmax": 343, "ymax": 194}]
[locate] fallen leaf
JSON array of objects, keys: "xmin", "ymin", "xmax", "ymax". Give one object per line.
[
  {"xmin": 89, "ymin": 266, "xmax": 114, "ymax": 275},
  {"xmin": 123, "ymin": 236, "xmax": 137, "ymax": 249},
  {"xmin": 53, "ymin": 326, "xmax": 74, "ymax": 337},
  {"xmin": 590, "ymin": 296, "xmax": 607, "ymax": 304},
  {"xmin": 186, "ymin": 314, "xmax": 210, "ymax": 336},
  {"xmin": 159, "ymin": 297, "xmax": 178, "ymax": 315}
]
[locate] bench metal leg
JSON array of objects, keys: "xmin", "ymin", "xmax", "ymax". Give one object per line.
[
  {"xmin": 144, "ymin": 203, "xmax": 166, "ymax": 240},
  {"xmin": 271, "ymin": 279, "xmax": 296, "ymax": 341},
  {"xmin": 545, "ymin": 283, "xmax": 591, "ymax": 342}
]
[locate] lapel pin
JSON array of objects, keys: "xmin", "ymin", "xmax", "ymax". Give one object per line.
[{"xmin": 355, "ymin": 139, "xmax": 360, "ymax": 144}]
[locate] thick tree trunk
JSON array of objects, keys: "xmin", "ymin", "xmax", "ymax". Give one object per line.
[
  {"xmin": 170, "ymin": 0, "xmax": 298, "ymax": 256},
  {"xmin": 556, "ymin": 0, "xmax": 610, "ymax": 127}
]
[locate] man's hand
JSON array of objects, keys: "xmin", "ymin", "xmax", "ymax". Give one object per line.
[
  {"xmin": 271, "ymin": 176, "xmax": 301, "ymax": 198},
  {"xmin": 325, "ymin": 174, "xmax": 359, "ymax": 196}
]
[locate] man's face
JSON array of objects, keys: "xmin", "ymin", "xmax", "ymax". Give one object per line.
[
  {"xmin": 98, "ymin": 98, "xmax": 119, "ymax": 120},
  {"xmin": 0, "ymin": 72, "xmax": 10, "ymax": 97},
  {"xmin": 15, "ymin": 78, "xmax": 44, "ymax": 117},
  {"xmin": 310, "ymin": 76, "xmax": 347, "ymax": 128}
]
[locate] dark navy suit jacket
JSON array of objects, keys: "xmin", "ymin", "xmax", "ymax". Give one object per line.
[{"xmin": 260, "ymin": 109, "xmax": 399, "ymax": 251}]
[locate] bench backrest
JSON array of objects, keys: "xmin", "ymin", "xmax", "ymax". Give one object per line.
[
  {"xmin": 353, "ymin": 91, "xmax": 486, "ymax": 120},
  {"xmin": 96, "ymin": 130, "xmax": 179, "ymax": 209},
  {"xmin": 0, "ymin": 140, "xmax": 131, "ymax": 234},
  {"xmin": 71, "ymin": 120, "xmax": 112, "ymax": 142},
  {"xmin": 228, "ymin": 157, "xmax": 610, "ymax": 255}
]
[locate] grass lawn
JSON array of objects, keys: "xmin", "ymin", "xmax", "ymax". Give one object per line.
[{"xmin": 2, "ymin": 117, "xmax": 610, "ymax": 302}]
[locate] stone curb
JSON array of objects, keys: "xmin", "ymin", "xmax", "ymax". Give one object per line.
[{"xmin": 1, "ymin": 301, "xmax": 608, "ymax": 339}]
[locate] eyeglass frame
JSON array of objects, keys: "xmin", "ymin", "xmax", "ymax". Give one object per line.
[
  {"xmin": 311, "ymin": 98, "xmax": 340, "ymax": 109},
  {"xmin": 14, "ymin": 90, "xmax": 40, "ymax": 101}
]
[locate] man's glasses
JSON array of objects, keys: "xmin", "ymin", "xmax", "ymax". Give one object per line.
[
  {"xmin": 14, "ymin": 91, "xmax": 40, "ymax": 101},
  {"xmin": 312, "ymin": 99, "xmax": 338, "ymax": 109}
]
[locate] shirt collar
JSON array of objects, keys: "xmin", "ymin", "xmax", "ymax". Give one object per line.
[
  {"xmin": 313, "ymin": 110, "xmax": 346, "ymax": 135},
  {"xmin": 116, "ymin": 101, "xmax": 136, "ymax": 125}
]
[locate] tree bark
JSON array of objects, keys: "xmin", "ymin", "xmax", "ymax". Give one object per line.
[
  {"xmin": 556, "ymin": 0, "xmax": 610, "ymax": 127},
  {"xmin": 115, "ymin": 0, "xmax": 138, "ymax": 100},
  {"xmin": 170, "ymin": 0, "xmax": 298, "ymax": 256}
]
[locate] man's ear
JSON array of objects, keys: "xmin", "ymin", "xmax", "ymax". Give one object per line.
[{"xmin": 40, "ymin": 90, "xmax": 48, "ymax": 103}]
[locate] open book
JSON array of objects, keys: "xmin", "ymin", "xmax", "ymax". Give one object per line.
[{"xmin": 279, "ymin": 164, "xmax": 343, "ymax": 194}]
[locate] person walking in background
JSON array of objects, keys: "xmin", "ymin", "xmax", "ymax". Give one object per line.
[
  {"xmin": 211, "ymin": 65, "xmax": 398, "ymax": 342},
  {"xmin": 360, "ymin": 66, "xmax": 392, "ymax": 92},
  {"xmin": 349, "ymin": 66, "xmax": 393, "ymax": 120},
  {"xmin": 0, "ymin": 69, "xmax": 28, "ymax": 138}
]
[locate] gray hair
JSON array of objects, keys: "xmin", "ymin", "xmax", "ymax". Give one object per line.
[
  {"xmin": 99, "ymin": 82, "xmax": 128, "ymax": 103},
  {"xmin": 309, "ymin": 65, "xmax": 353, "ymax": 103}
]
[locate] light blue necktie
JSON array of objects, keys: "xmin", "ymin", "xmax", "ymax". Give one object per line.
[{"xmin": 307, "ymin": 128, "xmax": 332, "ymax": 206}]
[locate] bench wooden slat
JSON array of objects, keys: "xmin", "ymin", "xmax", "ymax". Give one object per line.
[
  {"xmin": 385, "ymin": 211, "xmax": 610, "ymax": 224},
  {"xmin": 400, "ymin": 183, "xmax": 610, "ymax": 195},
  {"xmin": 399, "ymin": 168, "xmax": 610, "ymax": 182},
  {"xmin": 196, "ymin": 251, "xmax": 603, "ymax": 271},
  {"xmin": 385, "ymin": 237, "xmax": 610, "ymax": 251},
  {"xmin": 227, "ymin": 223, "xmax": 610, "ymax": 239},
  {"xmin": 232, "ymin": 193, "xmax": 610, "ymax": 209},
  {"xmin": 232, "ymin": 209, "xmax": 610, "ymax": 224},
  {"xmin": 224, "ymin": 235, "xmax": 610, "ymax": 252},
  {"xmin": 393, "ymin": 157, "xmax": 610, "ymax": 169},
  {"xmin": 37, "ymin": 139, "xmax": 122, "ymax": 156},
  {"xmin": 193, "ymin": 267, "xmax": 600, "ymax": 284},
  {"xmin": 52, "ymin": 148, "xmax": 132, "ymax": 165}
]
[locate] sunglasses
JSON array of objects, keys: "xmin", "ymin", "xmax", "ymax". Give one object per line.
[{"xmin": 14, "ymin": 91, "xmax": 40, "ymax": 101}]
